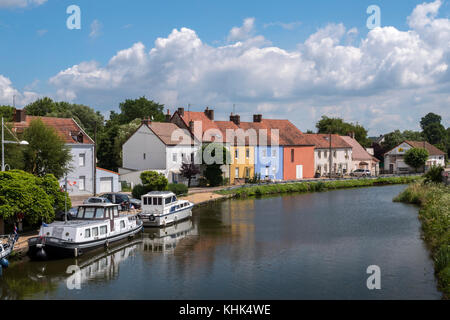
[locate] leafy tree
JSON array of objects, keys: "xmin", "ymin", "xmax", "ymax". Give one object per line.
[
  {"xmin": 422, "ymin": 122, "xmax": 446, "ymax": 145},
  {"xmin": 140, "ymin": 171, "xmax": 168, "ymax": 191},
  {"xmin": 117, "ymin": 96, "xmax": 165, "ymax": 124},
  {"xmin": 420, "ymin": 112, "xmax": 442, "ymax": 130},
  {"xmin": 316, "ymin": 116, "xmax": 370, "ymax": 147},
  {"xmin": 0, "ymin": 170, "xmax": 69, "ymax": 225},
  {"xmin": 197, "ymin": 143, "xmax": 230, "ymax": 187},
  {"xmin": 22, "ymin": 119, "xmax": 72, "ymax": 179},
  {"xmin": 402, "ymin": 130, "xmax": 424, "ymax": 141},
  {"xmin": 404, "ymin": 148, "xmax": 429, "ymax": 173},
  {"xmin": 180, "ymin": 162, "xmax": 200, "ymax": 187},
  {"xmin": 381, "ymin": 130, "xmax": 405, "ymax": 152},
  {"xmin": 423, "ymin": 165, "xmax": 444, "ymax": 184},
  {"xmin": 0, "ymin": 105, "xmax": 14, "ymax": 121},
  {"xmin": 24, "ymin": 97, "xmax": 55, "ymax": 116},
  {"xmin": 97, "ymin": 121, "xmax": 121, "ymax": 171}
]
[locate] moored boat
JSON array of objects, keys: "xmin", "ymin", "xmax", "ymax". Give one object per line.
[
  {"xmin": 27, "ymin": 203, "xmax": 143, "ymax": 260},
  {"xmin": 138, "ymin": 191, "xmax": 194, "ymax": 227}
]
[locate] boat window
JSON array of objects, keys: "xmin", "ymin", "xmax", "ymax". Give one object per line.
[
  {"xmin": 92, "ymin": 227, "xmax": 99, "ymax": 237},
  {"xmin": 77, "ymin": 207, "xmax": 84, "ymax": 219},
  {"xmin": 120, "ymin": 221, "xmax": 125, "ymax": 229},
  {"xmin": 143, "ymin": 197, "xmax": 148, "ymax": 205},
  {"xmin": 100, "ymin": 225, "xmax": 107, "ymax": 235},
  {"xmin": 165, "ymin": 197, "xmax": 172, "ymax": 205},
  {"xmin": 105, "ymin": 208, "xmax": 110, "ymax": 219},
  {"xmin": 84, "ymin": 207, "xmax": 96, "ymax": 219},
  {"xmin": 95, "ymin": 208, "xmax": 105, "ymax": 219},
  {"xmin": 85, "ymin": 229, "xmax": 91, "ymax": 238},
  {"xmin": 157, "ymin": 197, "xmax": 162, "ymax": 205},
  {"xmin": 172, "ymin": 196, "xmax": 176, "ymax": 202},
  {"xmin": 153, "ymin": 197, "xmax": 158, "ymax": 205},
  {"xmin": 113, "ymin": 207, "xmax": 119, "ymax": 217}
]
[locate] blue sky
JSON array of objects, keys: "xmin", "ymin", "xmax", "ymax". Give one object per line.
[{"xmin": 0, "ymin": 0, "xmax": 449, "ymax": 134}]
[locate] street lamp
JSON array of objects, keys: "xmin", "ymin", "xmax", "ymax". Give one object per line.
[{"xmin": 1, "ymin": 117, "xmax": 29, "ymax": 171}]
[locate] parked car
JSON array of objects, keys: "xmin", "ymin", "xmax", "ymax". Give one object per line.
[
  {"xmin": 83, "ymin": 197, "xmax": 111, "ymax": 204},
  {"xmin": 351, "ymin": 169, "xmax": 371, "ymax": 177},
  {"xmin": 55, "ymin": 207, "xmax": 78, "ymax": 221},
  {"xmin": 100, "ymin": 193, "xmax": 141, "ymax": 210}
]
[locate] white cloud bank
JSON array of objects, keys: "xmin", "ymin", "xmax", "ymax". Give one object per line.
[
  {"xmin": 3, "ymin": 1, "xmax": 450, "ymax": 134},
  {"xmin": 0, "ymin": 0, "xmax": 47, "ymax": 8}
]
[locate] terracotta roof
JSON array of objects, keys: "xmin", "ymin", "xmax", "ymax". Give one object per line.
[
  {"xmin": 404, "ymin": 141, "xmax": 446, "ymax": 155},
  {"xmin": 340, "ymin": 136, "xmax": 378, "ymax": 161},
  {"xmin": 97, "ymin": 167, "xmax": 120, "ymax": 175},
  {"xmin": 11, "ymin": 115, "xmax": 94, "ymax": 144},
  {"xmin": 214, "ymin": 121, "xmax": 240, "ymax": 143},
  {"xmin": 304, "ymin": 134, "xmax": 352, "ymax": 149},
  {"xmin": 179, "ymin": 111, "xmax": 220, "ymax": 142},
  {"xmin": 258, "ymin": 119, "xmax": 312, "ymax": 146},
  {"xmin": 145, "ymin": 122, "xmax": 195, "ymax": 146}
]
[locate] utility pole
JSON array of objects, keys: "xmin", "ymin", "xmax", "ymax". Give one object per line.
[
  {"xmin": 93, "ymin": 123, "xmax": 97, "ymax": 196},
  {"xmin": 329, "ymin": 132, "xmax": 332, "ymax": 178}
]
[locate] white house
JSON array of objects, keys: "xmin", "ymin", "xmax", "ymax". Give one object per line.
[
  {"xmin": 121, "ymin": 119, "xmax": 200, "ymax": 186},
  {"xmin": 384, "ymin": 141, "xmax": 446, "ymax": 173},
  {"xmin": 304, "ymin": 134, "xmax": 353, "ymax": 176},
  {"xmin": 341, "ymin": 135, "xmax": 380, "ymax": 175}
]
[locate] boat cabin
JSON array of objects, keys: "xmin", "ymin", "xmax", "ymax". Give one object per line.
[{"xmin": 141, "ymin": 191, "xmax": 191, "ymax": 215}]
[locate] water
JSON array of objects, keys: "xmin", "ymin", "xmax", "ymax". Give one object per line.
[{"xmin": 0, "ymin": 185, "xmax": 441, "ymax": 299}]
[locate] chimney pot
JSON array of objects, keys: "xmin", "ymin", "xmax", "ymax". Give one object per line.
[
  {"xmin": 177, "ymin": 107, "xmax": 185, "ymax": 117},
  {"xmin": 165, "ymin": 109, "xmax": 171, "ymax": 122},
  {"xmin": 13, "ymin": 108, "xmax": 26, "ymax": 122},
  {"xmin": 230, "ymin": 114, "xmax": 240, "ymax": 125},
  {"xmin": 253, "ymin": 114, "xmax": 262, "ymax": 123},
  {"xmin": 204, "ymin": 108, "xmax": 214, "ymax": 121}
]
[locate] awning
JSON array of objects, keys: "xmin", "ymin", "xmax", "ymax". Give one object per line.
[{"xmin": 359, "ymin": 162, "xmax": 369, "ymax": 166}]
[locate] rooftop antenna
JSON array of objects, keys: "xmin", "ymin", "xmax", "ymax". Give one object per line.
[
  {"xmin": 232, "ymin": 104, "xmax": 235, "ymax": 115},
  {"xmin": 188, "ymin": 103, "xmax": 191, "ymax": 122},
  {"xmin": 13, "ymin": 95, "xmax": 15, "ymax": 108}
]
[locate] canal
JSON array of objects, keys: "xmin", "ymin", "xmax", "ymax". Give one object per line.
[{"xmin": 0, "ymin": 185, "xmax": 441, "ymax": 299}]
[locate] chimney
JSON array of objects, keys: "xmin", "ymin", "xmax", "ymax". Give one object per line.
[
  {"xmin": 177, "ymin": 107, "xmax": 184, "ymax": 117},
  {"xmin": 189, "ymin": 120, "xmax": 194, "ymax": 132},
  {"xmin": 142, "ymin": 117, "xmax": 151, "ymax": 126},
  {"xmin": 253, "ymin": 114, "xmax": 262, "ymax": 123},
  {"xmin": 230, "ymin": 114, "xmax": 240, "ymax": 125},
  {"xmin": 204, "ymin": 107, "xmax": 214, "ymax": 121},
  {"xmin": 165, "ymin": 109, "xmax": 171, "ymax": 122},
  {"xmin": 13, "ymin": 108, "xmax": 26, "ymax": 122}
]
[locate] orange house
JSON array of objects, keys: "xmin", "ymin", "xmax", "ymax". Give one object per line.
[{"xmin": 283, "ymin": 146, "xmax": 315, "ymax": 180}]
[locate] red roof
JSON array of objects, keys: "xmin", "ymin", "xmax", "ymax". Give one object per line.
[
  {"xmin": 341, "ymin": 135, "xmax": 379, "ymax": 162},
  {"xmin": 404, "ymin": 141, "xmax": 446, "ymax": 155},
  {"xmin": 304, "ymin": 134, "xmax": 352, "ymax": 149},
  {"xmin": 11, "ymin": 115, "xmax": 94, "ymax": 144},
  {"xmin": 96, "ymin": 167, "xmax": 120, "ymax": 175},
  {"xmin": 178, "ymin": 111, "xmax": 220, "ymax": 142},
  {"xmin": 145, "ymin": 122, "xmax": 196, "ymax": 146}
]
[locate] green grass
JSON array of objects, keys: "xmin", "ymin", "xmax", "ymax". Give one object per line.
[
  {"xmin": 394, "ymin": 182, "xmax": 450, "ymax": 299},
  {"xmin": 217, "ymin": 176, "xmax": 421, "ymax": 198}
]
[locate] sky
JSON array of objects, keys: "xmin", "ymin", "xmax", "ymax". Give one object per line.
[{"xmin": 0, "ymin": 0, "xmax": 449, "ymax": 135}]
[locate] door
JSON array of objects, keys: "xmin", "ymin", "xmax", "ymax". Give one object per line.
[
  {"xmin": 296, "ymin": 165, "xmax": 303, "ymax": 179},
  {"xmin": 100, "ymin": 177, "xmax": 113, "ymax": 193},
  {"xmin": 389, "ymin": 164, "xmax": 394, "ymax": 174}
]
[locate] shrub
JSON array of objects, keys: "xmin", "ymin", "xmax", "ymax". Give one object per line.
[
  {"xmin": 140, "ymin": 171, "xmax": 168, "ymax": 191},
  {"xmin": 424, "ymin": 165, "xmax": 444, "ymax": 184},
  {"xmin": 198, "ymin": 177, "xmax": 208, "ymax": 187},
  {"xmin": 168, "ymin": 183, "xmax": 188, "ymax": 196},
  {"xmin": 131, "ymin": 184, "xmax": 151, "ymax": 199}
]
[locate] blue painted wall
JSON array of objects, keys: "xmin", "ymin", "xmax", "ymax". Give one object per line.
[{"xmin": 255, "ymin": 146, "xmax": 283, "ymax": 180}]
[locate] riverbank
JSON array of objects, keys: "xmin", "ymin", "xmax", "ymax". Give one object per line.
[
  {"xmin": 217, "ymin": 176, "xmax": 422, "ymax": 198},
  {"xmin": 394, "ymin": 182, "xmax": 450, "ymax": 299}
]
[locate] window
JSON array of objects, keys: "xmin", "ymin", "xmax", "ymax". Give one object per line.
[
  {"xmin": 191, "ymin": 153, "xmax": 195, "ymax": 163},
  {"xmin": 84, "ymin": 207, "xmax": 95, "ymax": 219},
  {"xmin": 120, "ymin": 221, "xmax": 125, "ymax": 229},
  {"xmin": 272, "ymin": 149, "xmax": 277, "ymax": 157},
  {"xmin": 153, "ymin": 197, "xmax": 159, "ymax": 205},
  {"xmin": 143, "ymin": 153, "xmax": 146, "ymax": 160},
  {"xmin": 333, "ymin": 151, "xmax": 337, "ymax": 158},
  {"xmin": 318, "ymin": 151, "xmax": 322, "ymax": 159},
  {"xmin": 324, "ymin": 151, "xmax": 328, "ymax": 158},
  {"xmin": 79, "ymin": 154, "xmax": 85, "ymax": 167},
  {"xmin": 79, "ymin": 176, "xmax": 85, "ymax": 191},
  {"xmin": 143, "ymin": 197, "xmax": 148, "ymax": 205},
  {"xmin": 235, "ymin": 167, "xmax": 239, "ymax": 177},
  {"xmin": 95, "ymin": 208, "xmax": 105, "ymax": 219},
  {"xmin": 77, "ymin": 207, "xmax": 84, "ymax": 219},
  {"xmin": 112, "ymin": 207, "xmax": 119, "ymax": 217},
  {"xmin": 92, "ymin": 227, "xmax": 99, "ymax": 237},
  {"xmin": 157, "ymin": 197, "xmax": 162, "ymax": 205},
  {"xmin": 85, "ymin": 229, "xmax": 91, "ymax": 238},
  {"xmin": 324, "ymin": 164, "xmax": 328, "ymax": 172},
  {"xmin": 291, "ymin": 149, "xmax": 294, "ymax": 162},
  {"xmin": 165, "ymin": 197, "xmax": 172, "ymax": 205},
  {"xmin": 105, "ymin": 209, "xmax": 110, "ymax": 219},
  {"xmin": 173, "ymin": 153, "xmax": 177, "ymax": 162},
  {"xmin": 246, "ymin": 148, "xmax": 249, "ymax": 159},
  {"xmin": 100, "ymin": 226, "xmax": 107, "ymax": 235},
  {"xmin": 262, "ymin": 149, "xmax": 267, "ymax": 157},
  {"xmin": 235, "ymin": 149, "xmax": 239, "ymax": 159},
  {"xmin": 245, "ymin": 167, "xmax": 250, "ymax": 178}
]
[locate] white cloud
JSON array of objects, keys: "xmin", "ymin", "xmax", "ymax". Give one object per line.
[
  {"xmin": 264, "ymin": 21, "xmax": 302, "ymax": 30},
  {"xmin": 0, "ymin": 75, "xmax": 40, "ymax": 106},
  {"xmin": 89, "ymin": 19, "xmax": 102, "ymax": 39},
  {"xmin": 0, "ymin": 0, "xmax": 46, "ymax": 8},
  {"xmin": 9, "ymin": 1, "xmax": 448, "ymax": 134},
  {"xmin": 227, "ymin": 17, "xmax": 256, "ymax": 42}
]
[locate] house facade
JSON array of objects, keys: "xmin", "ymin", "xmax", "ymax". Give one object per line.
[
  {"xmin": 10, "ymin": 110, "xmax": 102, "ymax": 195},
  {"xmin": 384, "ymin": 141, "xmax": 446, "ymax": 173},
  {"xmin": 304, "ymin": 134, "xmax": 353, "ymax": 176},
  {"xmin": 121, "ymin": 119, "xmax": 200, "ymax": 185},
  {"xmin": 340, "ymin": 135, "xmax": 379, "ymax": 175}
]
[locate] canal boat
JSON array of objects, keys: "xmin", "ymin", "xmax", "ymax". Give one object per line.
[
  {"xmin": 27, "ymin": 203, "xmax": 143, "ymax": 260},
  {"xmin": 138, "ymin": 191, "xmax": 194, "ymax": 227}
]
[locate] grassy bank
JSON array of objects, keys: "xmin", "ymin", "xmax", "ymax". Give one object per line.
[
  {"xmin": 394, "ymin": 182, "xmax": 450, "ymax": 299},
  {"xmin": 217, "ymin": 176, "xmax": 421, "ymax": 198}
]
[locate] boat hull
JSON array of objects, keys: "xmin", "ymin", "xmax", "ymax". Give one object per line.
[
  {"xmin": 140, "ymin": 206, "xmax": 193, "ymax": 227},
  {"xmin": 28, "ymin": 223, "xmax": 143, "ymax": 260}
]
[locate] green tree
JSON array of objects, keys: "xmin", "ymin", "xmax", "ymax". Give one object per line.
[
  {"xmin": 198, "ymin": 143, "xmax": 230, "ymax": 187},
  {"xmin": 382, "ymin": 130, "xmax": 406, "ymax": 152},
  {"xmin": 0, "ymin": 105, "xmax": 14, "ymax": 121},
  {"xmin": 97, "ymin": 121, "xmax": 121, "ymax": 171},
  {"xmin": 24, "ymin": 97, "xmax": 56, "ymax": 116},
  {"xmin": 117, "ymin": 96, "xmax": 165, "ymax": 124},
  {"xmin": 423, "ymin": 122, "xmax": 446, "ymax": 145},
  {"xmin": 180, "ymin": 162, "xmax": 200, "ymax": 187},
  {"xmin": 140, "ymin": 171, "xmax": 168, "ymax": 191},
  {"xmin": 0, "ymin": 170, "xmax": 68, "ymax": 225},
  {"xmin": 316, "ymin": 116, "xmax": 370, "ymax": 147},
  {"xmin": 22, "ymin": 119, "xmax": 72, "ymax": 179},
  {"xmin": 404, "ymin": 148, "xmax": 429, "ymax": 173},
  {"xmin": 420, "ymin": 112, "xmax": 442, "ymax": 130}
]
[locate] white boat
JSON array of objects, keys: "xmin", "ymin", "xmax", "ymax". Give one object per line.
[
  {"xmin": 28, "ymin": 203, "xmax": 143, "ymax": 260},
  {"xmin": 138, "ymin": 191, "xmax": 194, "ymax": 227},
  {"xmin": 1, "ymin": 234, "xmax": 18, "ymax": 260}
]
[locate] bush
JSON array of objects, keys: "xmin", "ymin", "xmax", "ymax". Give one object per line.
[
  {"xmin": 140, "ymin": 171, "xmax": 168, "ymax": 191},
  {"xmin": 424, "ymin": 165, "xmax": 444, "ymax": 184},
  {"xmin": 168, "ymin": 183, "xmax": 188, "ymax": 196},
  {"xmin": 198, "ymin": 177, "xmax": 208, "ymax": 187},
  {"xmin": 121, "ymin": 181, "xmax": 132, "ymax": 192},
  {"xmin": 131, "ymin": 184, "xmax": 151, "ymax": 199}
]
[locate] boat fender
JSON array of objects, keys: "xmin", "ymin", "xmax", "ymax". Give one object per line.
[
  {"xmin": 36, "ymin": 248, "xmax": 47, "ymax": 260},
  {"xmin": 105, "ymin": 240, "xmax": 109, "ymax": 249},
  {"xmin": 149, "ymin": 214, "xmax": 155, "ymax": 222},
  {"xmin": 0, "ymin": 258, "xmax": 9, "ymax": 268}
]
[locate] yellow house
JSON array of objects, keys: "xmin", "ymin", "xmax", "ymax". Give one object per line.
[{"xmin": 229, "ymin": 145, "xmax": 255, "ymax": 184}]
